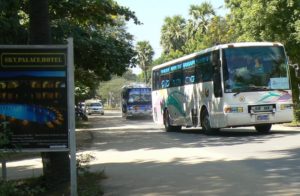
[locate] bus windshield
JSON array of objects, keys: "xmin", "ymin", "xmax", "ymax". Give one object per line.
[
  {"xmin": 223, "ymin": 46, "xmax": 289, "ymax": 93},
  {"xmin": 128, "ymin": 88, "xmax": 151, "ymax": 104}
]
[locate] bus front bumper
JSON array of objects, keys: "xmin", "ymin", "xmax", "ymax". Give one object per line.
[
  {"xmin": 127, "ymin": 110, "xmax": 153, "ymax": 117},
  {"xmin": 224, "ymin": 110, "xmax": 293, "ymax": 127}
]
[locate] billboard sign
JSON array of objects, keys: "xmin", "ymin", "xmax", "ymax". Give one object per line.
[{"xmin": 0, "ymin": 45, "xmax": 70, "ymax": 150}]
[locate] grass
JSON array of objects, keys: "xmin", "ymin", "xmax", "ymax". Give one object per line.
[
  {"xmin": 283, "ymin": 121, "xmax": 300, "ymax": 127},
  {"xmin": 0, "ymin": 153, "xmax": 106, "ymax": 196},
  {"xmin": 0, "ymin": 120, "xmax": 104, "ymax": 195},
  {"xmin": 0, "ymin": 171, "xmax": 107, "ymax": 196}
]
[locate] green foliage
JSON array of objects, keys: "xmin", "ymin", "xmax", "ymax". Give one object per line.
[
  {"xmin": 0, "ymin": 122, "xmax": 11, "ymax": 148},
  {"xmin": 202, "ymin": 16, "xmax": 232, "ymax": 47},
  {"xmin": 188, "ymin": 2, "xmax": 215, "ymax": 36},
  {"xmin": 76, "ymin": 153, "xmax": 106, "ymax": 195},
  {"xmin": 160, "ymin": 15, "xmax": 187, "ymax": 54},
  {"xmin": 225, "ymin": 0, "xmax": 300, "ymax": 63},
  {"xmin": 0, "ymin": 0, "xmax": 140, "ymax": 102},
  {"xmin": 75, "ymin": 68, "xmax": 99, "ymax": 102},
  {"xmin": 122, "ymin": 70, "xmax": 138, "ymax": 81},
  {"xmin": 78, "ymin": 171, "xmax": 106, "ymax": 196},
  {"xmin": 0, "ymin": 178, "xmax": 45, "ymax": 196},
  {"xmin": 294, "ymin": 19, "xmax": 300, "ymax": 42},
  {"xmin": 159, "ymin": 2, "xmax": 219, "ymax": 57},
  {"xmin": 0, "ymin": 153, "xmax": 106, "ymax": 196},
  {"xmin": 135, "ymin": 41, "xmax": 154, "ymax": 83},
  {"xmin": 97, "ymin": 75, "xmax": 132, "ymax": 106},
  {"xmin": 48, "ymin": 0, "xmax": 140, "ymax": 78},
  {"xmin": 162, "ymin": 49, "xmax": 185, "ymax": 62},
  {"xmin": 0, "ymin": 0, "xmax": 27, "ymax": 44}
]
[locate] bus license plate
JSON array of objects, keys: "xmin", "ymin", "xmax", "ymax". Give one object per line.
[{"xmin": 256, "ymin": 114, "xmax": 269, "ymax": 121}]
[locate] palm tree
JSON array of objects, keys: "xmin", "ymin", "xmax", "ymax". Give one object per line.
[
  {"xmin": 188, "ymin": 2, "xmax": 215, "ymax": 38},
  {"xmin": 136, "ymin": 41, "xmax": 154, "ymax": 84},
  {"xmin": 160, "ymin": 15, "xmax": 186, "ymax": 54}
]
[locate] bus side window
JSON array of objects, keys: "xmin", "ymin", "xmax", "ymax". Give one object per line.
[
  {"xmin": 152, "ymin": 70, "xmax": 160, "ymax": 90},
  {"xmin": 195, "ymin": 53, "xmax": 213, "ymax": 82},
  {"xmin": 170, "ymin": 70, "xmax": 183, "ymax": 87},
  {"xmin": 195, "ymin": 65, "xmax": 203, "ymax": 82},
  {"xmin": 159, "ymin": 70, "xmax": 170, "ymax": 89},
  {"xmin": 183, "ymin": 67, "xmax": 195, "ymax": 84},
  {"xmin": 160, "ymin": 75, "xmax": 170, "ymax": 88},
  {"xmin": 212, "ymin": 50, "xmax": 222, "ymax": 97}
]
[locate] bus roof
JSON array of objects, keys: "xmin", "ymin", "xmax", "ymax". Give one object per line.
[
  {"xmin": 152, "ymin": 42, "xmax": 283, "ymax": 71},
  {"xmin": 121, "ymin": 83, "xmax": 150, "ymax": 89}
]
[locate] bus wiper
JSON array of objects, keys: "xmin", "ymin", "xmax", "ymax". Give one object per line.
[
  {"xmin": 233, "ymin": 91, "xmax": 240, "ymax": 96},
  {"xmin": 248, "ymin": 85, "xmax": 269, "ymax": 91},
  {"xmin": 275, "ymin": 89, "xmax": 288, "ymax": 93},
  {"xmin": 233, "ymin": 86, "xmax": 268, "ymax": 96}
]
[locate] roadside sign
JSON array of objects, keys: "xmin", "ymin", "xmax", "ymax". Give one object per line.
[
  {"xmin": 0, "ymin": 43, "xmax": 72, "ymax": 151},
  {"xmin": 0, "ymin": 39, "xmax": 77, "ymax": 195}
]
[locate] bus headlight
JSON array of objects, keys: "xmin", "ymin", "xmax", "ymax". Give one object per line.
[
  {"xmin": 224, "ymin": 106, "xmax": 243, "ymax": 113},
  {"xmin": 280, "ymin": 104, "xmax": 293, "ymax": 110}
]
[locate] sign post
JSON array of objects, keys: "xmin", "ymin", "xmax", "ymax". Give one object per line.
[
  {"xmin": 0, "ymin": 39, "xmax": 77, "ymax": 195},
  {"xmin": 67, "ymin": 38, "xmax": 77, "ymax": 196}
]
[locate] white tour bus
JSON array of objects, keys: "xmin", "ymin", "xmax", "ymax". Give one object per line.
[{"xmin": 151, "ymin": 42, "xmax": 294, "ymax": 133}]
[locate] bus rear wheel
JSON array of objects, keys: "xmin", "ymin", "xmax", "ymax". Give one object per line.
[
  {"xmin": 201, "ymin": 109, "xmax": 219, "ymax": 134},
  {"xmin": 164, "ymin": 110, "xmax": 181, "ymax": 132},
  {"xmin": 255, "ymin": 124, "xmax": 272, "ymax": 133}
]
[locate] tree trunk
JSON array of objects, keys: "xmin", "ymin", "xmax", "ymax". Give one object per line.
[
  {"xmin": 144, "ymin": 70, "xmax": 148, "ymax": 84},
  {"xmin": 29, "ymin": 0, "xmax": 70, "ymax": 188},
  {"xmin": 290, "ymin": 66, "xmax": 300, "ymax": 122},
  {"xmin": 29, "ymin": 0, "xmax": 50, "ymax": 44}
]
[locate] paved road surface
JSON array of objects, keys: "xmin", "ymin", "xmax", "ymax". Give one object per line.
[
  {"xmin": 3, "ymin": 110, "xmax": 300, "ymax": 196},
  {"xmin": 81, "ymin": 110, "xmax": 300, "ymax": 196}
]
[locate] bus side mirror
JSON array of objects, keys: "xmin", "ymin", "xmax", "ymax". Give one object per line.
[{"xmin": 291, "ymin": 64, "xmax": 300, "ymax": 77}]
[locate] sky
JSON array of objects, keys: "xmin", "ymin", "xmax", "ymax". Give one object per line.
[{"xmin": 116, "ymin": 0, "xmax": 228, "ymax": 74}]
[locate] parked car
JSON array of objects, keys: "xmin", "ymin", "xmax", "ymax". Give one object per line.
[{"xmin": 84, "ymin": 101, "xmax": 104, "ymax": 115}]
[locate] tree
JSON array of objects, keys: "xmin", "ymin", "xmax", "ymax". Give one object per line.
[
  {"xmin": 48, "ymin": 1, "xmax": 140, "ymax": 97},
  {"xmin": 202, "ymin": 16, "xmax": 232, "ymax": 47},
  {"xmin": 136, "ymin": 41, "xmax": 154, "ymax": 84},
  {"xmin": 75, "ymin": 68, "xmax": 99, "ymax": 103},
  {"xmin": 188, "ymin": 2, "xmax": 215, "ymax": 37},
  {"xmin": 0, "ymin": 1, "xmax": 27, "ymax": 44},
  {"xmin": 97, "ymin": 76, "xmax": 133, "ymax": 107},
  {"xmin": 0, "ymin": 0, "xmax": 140, "ymax": 102},
  {"xmin": 28, "ymin": 0, "xmax": 70, "ymax": 188},
  {"xmin": 160, "ymin": 15, "xmax": 186, "ymax": 54},
  {"xmin": 183, "ymin": 2, "xmax": 216, "ymax": 54},
  {"xmin": 122, "ymin": 69, "xmax": 138, "ymax": 81}
]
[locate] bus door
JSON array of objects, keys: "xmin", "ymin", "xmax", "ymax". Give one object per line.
[{"xmin": 210, "ymin": 50, "xmax": 225, "ymax": 127}]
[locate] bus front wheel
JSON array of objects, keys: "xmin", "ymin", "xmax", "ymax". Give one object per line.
[
  {"xmin": 164, "ymin": 110, "xmax": 181, "ymax": 132},
  {"xmin": 255, "ymin": 124, "xmax": 272, "ymax": 133},
  {"xmin": 201, "ymin": 109, "xmax": 219, "ymax": 134}
]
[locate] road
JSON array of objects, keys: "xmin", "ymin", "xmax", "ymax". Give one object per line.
[
  {"xmin": 3, "ymin": 110, "xmax": 300, "ymax": 195},
  {"xmin": 78, "ymin": 110, "xmax": 300, "ymax": 196}
]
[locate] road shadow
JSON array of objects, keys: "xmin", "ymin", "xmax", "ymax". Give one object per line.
[
  {"xmin": 91, "ymin": 147, "xmax": 300, "ymax": 196},
  {"xmin": 84, "ymin": 127, "xmax": 300, "ymax": 152},
  {"xmin": 78, "ymin": 111, "xmax": 300, "ymax": 152}
]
